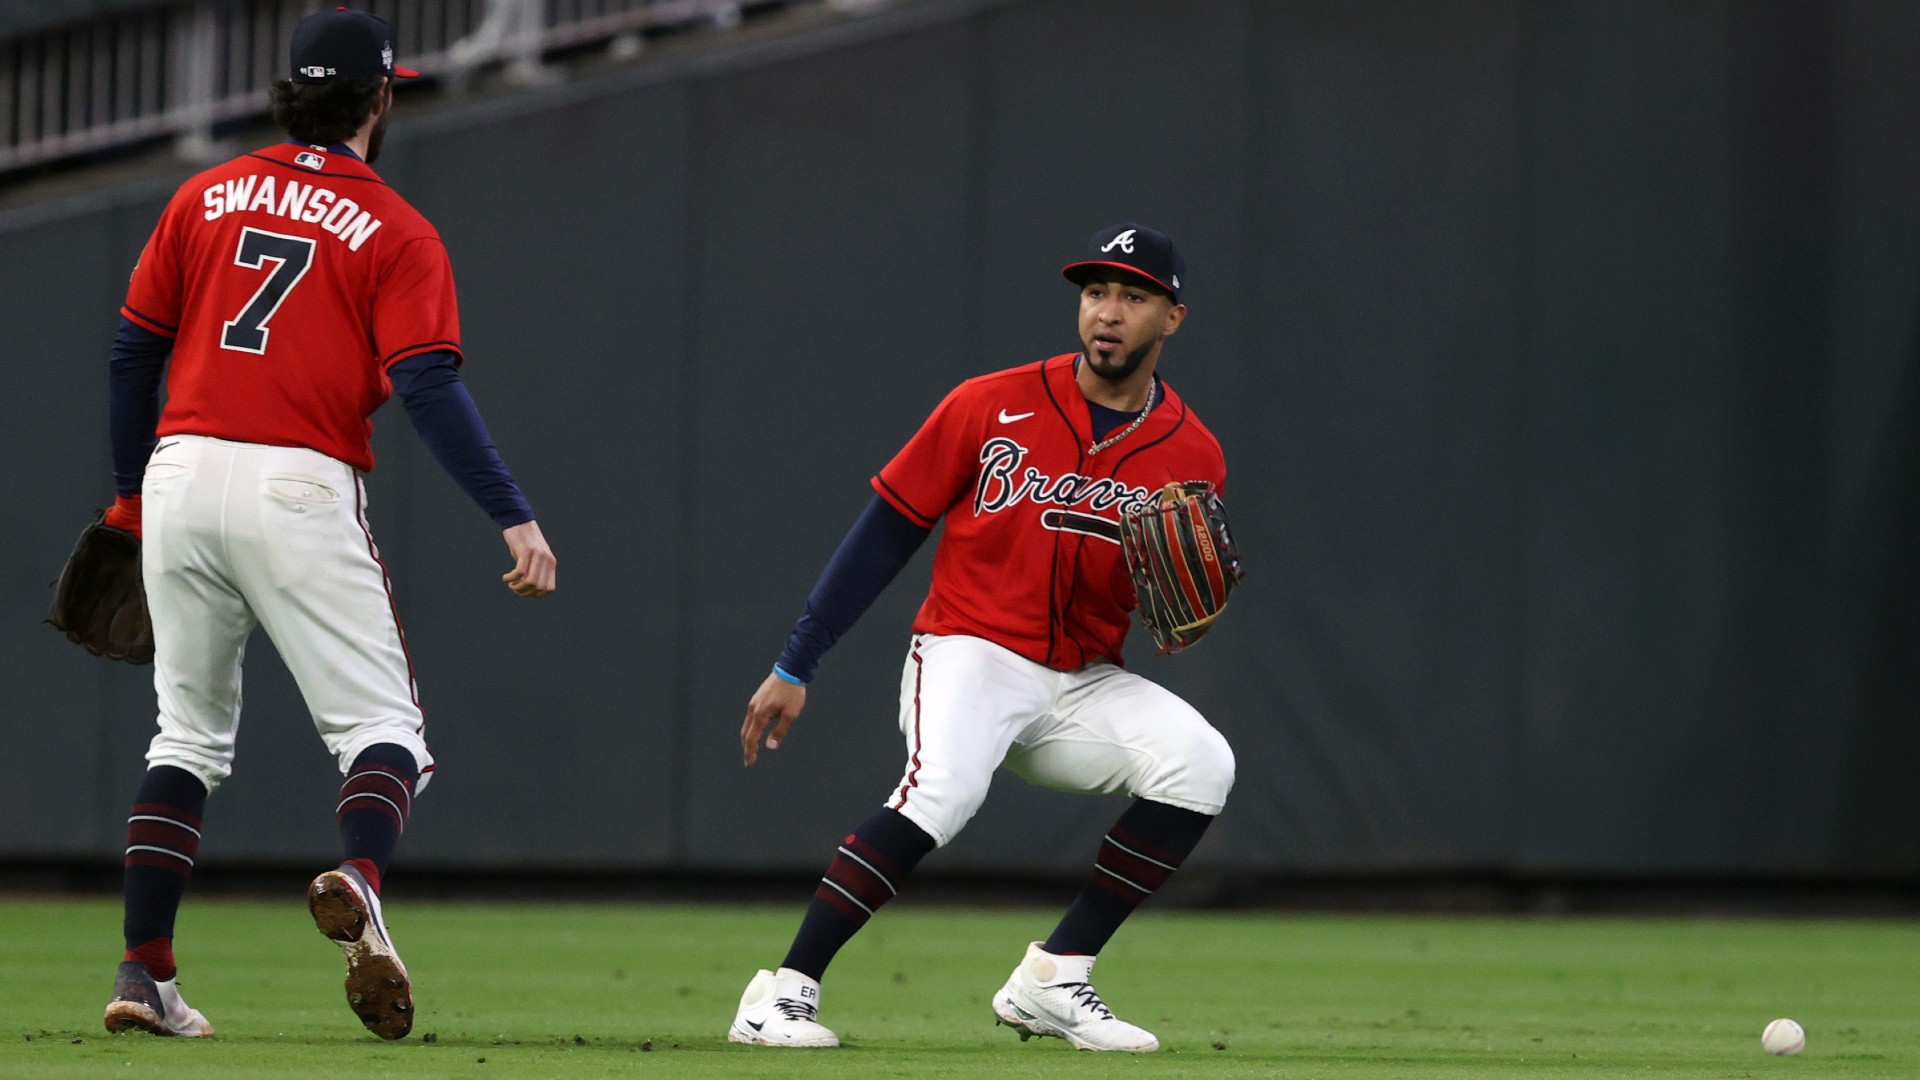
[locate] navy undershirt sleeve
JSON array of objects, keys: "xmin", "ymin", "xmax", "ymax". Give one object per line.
[
  {"xmin": 388, "ymin": 351, "xmax": 534, "ymax": 528},
  {"xmin": 110, "ymin": 316, "xmax": 172, "ymax": 497},
  {"xmin": 776, "ymin": 494, "xmax": 934, "ymax": 684}
]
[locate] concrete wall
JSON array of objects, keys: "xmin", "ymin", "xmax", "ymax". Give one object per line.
[{"xmin": 3, "ymin": 0, "xmax": 1916, "ymax": 878}]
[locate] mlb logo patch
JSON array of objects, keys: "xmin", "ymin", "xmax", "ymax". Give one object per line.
[{"xmin": 295, "ymin": 151, "xmax": 325, "ymax": 170}]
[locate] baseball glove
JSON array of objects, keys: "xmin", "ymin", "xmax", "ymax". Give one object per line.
[
  {"xmin": 1120, "ymin": 481, "xmax": 1245, "ymax": 654},
  {"xmin": 48, "ymin": 513, "xmax": 154, "ymax": 664}
]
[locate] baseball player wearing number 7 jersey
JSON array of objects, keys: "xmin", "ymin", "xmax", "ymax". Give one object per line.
[
  {"xmin": 732, "ymin": 224, "xmax": 1234, "ymax": 1052},
  {"xmin": 99, "ymin": 8, "xmax": 555, "ymax": 1041}
]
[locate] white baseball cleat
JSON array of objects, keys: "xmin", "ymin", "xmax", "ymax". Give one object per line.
[
  {"xmin": 103, "ymin": 960, "xmax": 214, "ymax": 1037},
  {"xmin": 308, "ymin": 864, "xmax": 413, "ymax": 1040},
  {"xmin": 727, "ymin": 967, "xmax": 840, "ymax": 1047},
  {"xmin": 991, "ymin": 941, "xmax": 1160, "ymax": 1052}
]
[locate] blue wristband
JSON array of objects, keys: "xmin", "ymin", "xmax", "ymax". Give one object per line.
[{"xmin": 772, "ymin": 664, "xmax": 807, "ymax": 686}]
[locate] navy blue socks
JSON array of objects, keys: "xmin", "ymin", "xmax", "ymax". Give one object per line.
[
  {"xmin": 781, "ymin": 807, "xmax": 936, "ymax": 980},
  {"xmin": 122, "ymin": 766, "xmax": 209, "ymax": 980},
  {"xmin": 336, "ymin": 743, "xmax": 419, "ymax": 895},
  {"xmin": 1043, "ymin": 799, "xmax": 1213, "ymax": 956}
]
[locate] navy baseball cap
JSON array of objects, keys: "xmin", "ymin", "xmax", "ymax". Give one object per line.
[
  {"xmin": 291, "ymin": 8, "xmax": 419, "ymax": 83},
  {"xmin": 1062, "ymin": 223, "xmax": 1185, "ymax": 301}
]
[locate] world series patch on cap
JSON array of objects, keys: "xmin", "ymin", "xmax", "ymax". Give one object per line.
[
  {"xmin": 1062, "ymin": 222, "xmax": 1185, "ymax": 301},
  {"xmin": 291, "ymin": 7, "xmax": 420, "ymax": 83}
]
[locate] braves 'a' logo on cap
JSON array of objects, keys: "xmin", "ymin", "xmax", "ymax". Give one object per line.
[{"xmin": 1100, "ymin": 229, "xmax": 1137, "ymax": 254}]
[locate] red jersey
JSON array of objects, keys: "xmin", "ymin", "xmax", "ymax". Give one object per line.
[
  {"xmin": 874, "ymin": 354, "xmax": 1227, "ymax": 670},
  {"xmin": 121, "ymin": 142, "xmax": 461, "ymax": 471}
]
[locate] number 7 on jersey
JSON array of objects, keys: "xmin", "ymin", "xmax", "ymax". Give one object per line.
[{"xmin": 221, "ymin": 227, "xmax": 316, "ymax": 355}]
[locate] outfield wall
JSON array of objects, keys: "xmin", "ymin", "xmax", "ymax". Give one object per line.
[{"xmin": 3, "ymin": 0, "xmax": 1917, "ymax": 880}]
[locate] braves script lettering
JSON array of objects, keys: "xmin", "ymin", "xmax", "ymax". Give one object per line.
[{"xmin": 974, "ymin": 437, "xmax": 1152, "ymax": 518}]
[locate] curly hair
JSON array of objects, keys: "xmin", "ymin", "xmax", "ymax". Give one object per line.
[{"xmin": 268, "ymin": 78, "xmax": 388, "ymax": 145}]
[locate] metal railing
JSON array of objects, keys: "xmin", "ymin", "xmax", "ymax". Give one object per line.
[{"xmin": 0, "ymin": 0, "xmax": 768, "ymax": 176}]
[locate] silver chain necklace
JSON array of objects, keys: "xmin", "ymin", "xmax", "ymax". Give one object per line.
[{"xmin": 1087, "ymin": 379, "xmax": 1159, "ymax": 455}]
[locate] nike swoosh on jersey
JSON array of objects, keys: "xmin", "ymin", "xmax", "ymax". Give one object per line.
[{"xmin": 998, "ymin": 409, "xmax": 1036, "ymax": 423}]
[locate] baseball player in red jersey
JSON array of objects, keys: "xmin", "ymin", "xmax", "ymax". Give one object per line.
[
  {"xmin": 731, "ymin": 224, "xmax": 1234, "ymax": 1052},
  {"xmin": 100, "ymin": 9, "xmax": 555, "ymax": 1040}
]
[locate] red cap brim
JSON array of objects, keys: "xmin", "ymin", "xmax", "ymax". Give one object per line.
[
  {"xmin": 393, "ymin": 65, "xmax": 420, "ymax": 79},
  {"xmin": 1061, "ymin": 260, "xmax": 1177, "ymax": 296}
]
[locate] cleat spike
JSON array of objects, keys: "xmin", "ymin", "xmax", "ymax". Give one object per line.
[
  {"xmin": 310, "ymin": 866, "xmax": 413, "ymax": 1040},
  {"xmin": 989, "ymin": 942, "xmax": 1160, "ymax": 1052},
  {"xmin": 104, "ymin": 962, "xmax": 213, "ymax": 1038},
  {"xmin": 724, "ymin": 967, "xmax": 840, "ymax": 1048}
]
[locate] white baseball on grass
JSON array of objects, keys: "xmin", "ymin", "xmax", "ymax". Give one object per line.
[{"xmin": 1762, "ymin": 1017, "xmax": 1805, "ymax": 1056}]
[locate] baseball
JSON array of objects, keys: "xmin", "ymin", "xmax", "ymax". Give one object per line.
[{"xmin": 1761, "ymin": 1018, "xmax": 1805, "ymax": 1056}]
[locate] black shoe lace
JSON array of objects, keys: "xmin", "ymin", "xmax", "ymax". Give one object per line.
[
  {"xmin": 774, "ymin": 997, "xmax": 818, "ymax": 1023},
  {"xmin": 1060, "ymin": 982, "xmax": 1115, "ymax": 1020}
]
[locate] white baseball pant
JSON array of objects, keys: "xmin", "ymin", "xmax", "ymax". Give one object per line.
[
  {"xmin": 140, "ymin": 435, "xmax": 433, "ymax": 792},
  {"xmin": 886, "ymin": 633, "xmax": 1234, "ymax": 846}
]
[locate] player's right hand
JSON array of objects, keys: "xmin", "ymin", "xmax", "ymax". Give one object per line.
[
  {"xmin": 501, "ymin": 519, "xmax": 556, "ymax": 598},
  {"xmin": 742, "ymin": 672, "xmax": 806, "ymax": 767}
]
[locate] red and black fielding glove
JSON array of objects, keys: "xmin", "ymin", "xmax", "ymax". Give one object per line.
[
  {"xmin": 1119, "ymin": 481, "xmax": 1246, "ymax": 654},
  {"xmin": 48, "ymin": 501, "xmax": 154, "ymax": 665}
]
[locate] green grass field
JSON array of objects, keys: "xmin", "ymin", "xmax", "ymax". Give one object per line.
[{"xmin": 0, "ymin": 898, "xmax": 1914, "ymax": 1078}]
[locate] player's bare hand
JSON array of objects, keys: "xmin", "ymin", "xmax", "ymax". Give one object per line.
[
  {"xmin": 742, "ymin": 672, "xmax": 806, "ymax": 767},
  {"xmin": 501, "ymin": 520, "xmax": 556, "ymax": 598}
]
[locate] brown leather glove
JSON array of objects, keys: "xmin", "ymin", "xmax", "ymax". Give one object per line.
[{"xmin": 1119, "ymin": 481, "xmax": 1246, "ymax": 655}]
